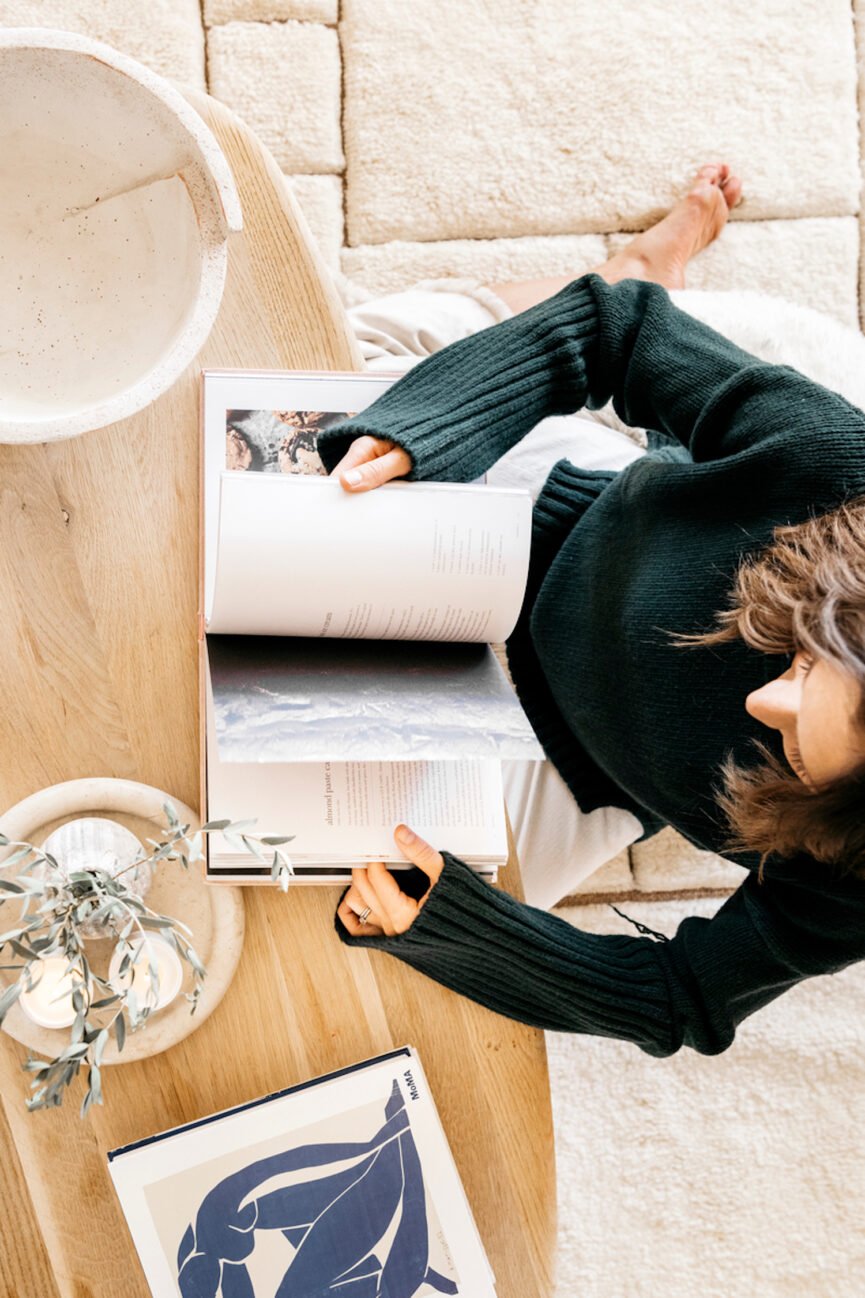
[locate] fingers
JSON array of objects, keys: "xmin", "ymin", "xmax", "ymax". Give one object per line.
[
  {"xmin": 393, "ymin": 825, "xmax": 444, "ymax": 884},
  {"xmin": 329, "ymin": 434, "xmax": 388, "ymax": 477},
  {"xmin": 339, "ymin": 447, "xmax": 412, "ymax": 492},
  {"xmin": 328, "ymin": 436, "xmax": 412, "ymax": 493},
  {"xmin": 340, "ymin": 867, "xmax": 416, "ymax": 937},
  {"xmin": 336, "ymin": 834, "xmax": 444, "ymax": 942},
  {"xmin": 337, "ymin": 883, "xmax": 384, "ymax": 937},
  {"xmin": 338, "ymin": 902, "xmax": 384, "ymax": 938},
  {"xmin": 366, "ymin": 861, "xmax": 421, "ymax": 934},
  {"xmin": 351, "ymin": 868, "xmax": 393, "ymax": 935}
]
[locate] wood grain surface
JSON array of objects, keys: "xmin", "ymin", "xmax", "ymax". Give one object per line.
[{"xmin": 0, "ymin": 92, "xmax": 555, "ymax": 1298}]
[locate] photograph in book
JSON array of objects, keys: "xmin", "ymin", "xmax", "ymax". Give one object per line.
[
  {"xmin": 207, "ymin": 635, "xmax": 544, "ymax": 764},
  {"xmin": 225, "ymin": 407, "xmax": 357, "ymax": 476},
  {"xmin": 203, "ymin": 372, "xmax": 400, "ymax": 636},
  {"xmin": 107, "ymin": 1048, "xmax": 497, "ymax": 1298}
]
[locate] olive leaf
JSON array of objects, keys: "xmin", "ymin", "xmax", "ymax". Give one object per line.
[
  {"xmin": 0, "ymin": 979, "xmax": 22, "ymax": 1024},
  {"xmin": 0, "ymin": 806, "xmax": 294, "ymax": 1115}
]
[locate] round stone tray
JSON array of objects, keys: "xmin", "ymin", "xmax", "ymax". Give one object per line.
[{"xmin": 0, "ymin": 778, "xmax": 244, "ymax": 1065}]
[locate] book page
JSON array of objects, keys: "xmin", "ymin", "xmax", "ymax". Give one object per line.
[
  {"xmin": 203, "ymin": 370, "xmax": 400, "ymax": 630},
  {"xmin": 208, "ymin": 634, "xmax": 543, "ymax": 764},
  {"xmin": 207, "ymin": 753, "xmax": 507, "ymax": 862},
  {"xmin": 207, "ymin": 473, "xmax": 531, "ymax": 643},
  {"xmin": 203, "ymin": 651, "xmax": 510, "ymax": 863}
]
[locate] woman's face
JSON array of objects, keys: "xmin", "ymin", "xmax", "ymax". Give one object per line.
[{"xmin": 745, "ymin": 652, "xmax": 865, "ymax": 787}]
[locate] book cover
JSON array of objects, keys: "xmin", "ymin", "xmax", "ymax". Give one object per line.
[{"xmin": 108, "ymin": 1046, "xmax": 496, "ymax": 1298}]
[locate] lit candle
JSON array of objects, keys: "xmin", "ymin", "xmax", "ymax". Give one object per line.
[
  {"xmin": 18, "ymin": 956, "xmax": 84, "ymax": 1030},
  {"xmin": 108, "ymin": 934, "xmax": 183, "ymax": 1013}
]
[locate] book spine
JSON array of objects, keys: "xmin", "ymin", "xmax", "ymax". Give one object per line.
[
  {"xmin": 199, "ymin": 635, "xmax": 209, "ymax": 886},
  {"xmin": 107, "ymin": 1046, "xmax": 414, "ymax": 1161}
]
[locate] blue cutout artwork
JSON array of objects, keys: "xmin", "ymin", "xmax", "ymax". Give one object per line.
[{"xmin": 176, "ymin": 1081, "xmax": 458, "ymax": 1298}]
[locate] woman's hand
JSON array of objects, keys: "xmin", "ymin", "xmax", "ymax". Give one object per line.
[
  {"xmin": 337, "ymin": 824, "xmax": 444, "ymax": 937},
  {"xmin": 329, "ymin": 435, "xmax": 412, "ymax": 493}
]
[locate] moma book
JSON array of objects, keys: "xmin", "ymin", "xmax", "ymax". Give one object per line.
[
  {"xmin": 200, "ymin": 370, "xmax": 543, "ymax": 884},
  {"xmin": 108, "ymin": 1045, "xmax": 496, "ymax": 1297}
]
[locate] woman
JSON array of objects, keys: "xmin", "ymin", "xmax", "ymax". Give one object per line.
[{"xmin": 315, "ymin": 165, "xmax": 865, "ymax": 1058}]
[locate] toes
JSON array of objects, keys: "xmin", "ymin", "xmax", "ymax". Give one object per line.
[
  {"xmin": 695, "ymin": 163, "xmax": 730, "ymax": 189},
  {"xmin": 684, "ymin": 174, "xmax": 734, "ymax": 244},
  {"xmin": 721, "ymin": 175, "xmax": 743, "ymax": 209},
  {"xmin": 696, "ymin": 163, "xmax": 722, "ymax": 186},
  {"xmin": 686, "ymin": 180, "xmax": 717, "ymax": 210}
]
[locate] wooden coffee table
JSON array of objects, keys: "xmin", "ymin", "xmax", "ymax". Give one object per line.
[{"xmin": 0, "ymin": 92, "xmax": 556, "ymax": 1298}]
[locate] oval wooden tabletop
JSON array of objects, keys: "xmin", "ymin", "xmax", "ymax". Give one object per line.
[{"xmin": 0, "ymin": 92, "xmax": 556, "ymax": 1298}]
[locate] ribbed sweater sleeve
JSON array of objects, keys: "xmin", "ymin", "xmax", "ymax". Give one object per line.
[
  {"xmin": 335, "ymin": 852, "xmax": 864, "ymax": 1057},
  {"xmin": 316, "ymin": 274, "xmax": 862, "ymax": 483}
]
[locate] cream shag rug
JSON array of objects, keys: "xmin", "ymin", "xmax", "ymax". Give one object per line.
[{"xmin": 549, "ymin": 899, "xmax": 865, "ymax": 1298}]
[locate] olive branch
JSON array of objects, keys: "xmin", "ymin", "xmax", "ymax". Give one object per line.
[{"xmin": 0, "ymin": 804, "xmax": 294, "ymax": 1116}]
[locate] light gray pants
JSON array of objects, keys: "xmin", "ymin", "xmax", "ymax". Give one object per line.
[{"xmin": 487, "ymin": 417, "xmax": 645, "ymax": 910}]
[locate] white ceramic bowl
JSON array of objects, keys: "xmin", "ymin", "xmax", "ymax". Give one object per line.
[{"xmin": 0, "ymin": 29, "xmax": 242, "ymax": 443}]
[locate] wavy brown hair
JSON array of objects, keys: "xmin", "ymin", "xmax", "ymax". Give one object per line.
[{"xmin": 680, "ymin": 499, "xmax": 865, "ymax": 878}]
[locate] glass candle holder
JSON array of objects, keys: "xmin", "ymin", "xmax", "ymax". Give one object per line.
[
  {"xmin": 18, "ymin": 956, "xmax": 88, "ymax": 1030},
  {"xmin": 108, "ymin": 934, "xmax": 183, "ymax": 1013},
  {"xmin": 39, "ymin": 818, "xmax": 152, "ymax": 937}
]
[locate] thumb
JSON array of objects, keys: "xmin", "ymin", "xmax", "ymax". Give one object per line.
[
  {"xmin": 340, "ymin": 446, "xmax": 411, "ymax": 492},
  {"xmin": 393, "ymin": 824, "xmax": 444, "ymax": 883}
]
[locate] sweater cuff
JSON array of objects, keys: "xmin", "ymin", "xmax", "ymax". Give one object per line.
[
  {"xmin": 531, "ymin": 460, "xmax": 618, "ymax": 552},
  {"xmin": 316, "ymin": 275, "xmax": 602, "ymax": 484},
  {"xmin": 333, "ymin": 852, "xmax": 471, "ymax": 950},
  {"xmin": 333, "ymin": 850, "xmax": 681, "ymax": 1056}
]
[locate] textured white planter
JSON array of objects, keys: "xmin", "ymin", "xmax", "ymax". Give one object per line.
[{"xmin": 0, "ymin": 29, "xmax": 242, "ymax": 444}]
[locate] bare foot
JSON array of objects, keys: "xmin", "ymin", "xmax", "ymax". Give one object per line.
[{"xmin": 602, "ymin": 163, "xmax": 743, "ymax": 290}]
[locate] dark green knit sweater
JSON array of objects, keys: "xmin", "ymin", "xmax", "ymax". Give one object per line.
[{"xmin": 315, "ymin": 274, "xmax": 865, "ymax": 1057}]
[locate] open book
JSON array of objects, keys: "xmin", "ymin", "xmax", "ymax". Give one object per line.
[
  {"xmin": 108, "ymin": 1045, "xmax": 497, "ymax": 1297},
  {"xmin": 201, "ymin": 370, "xmax": 543, "ymax": 884}
]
